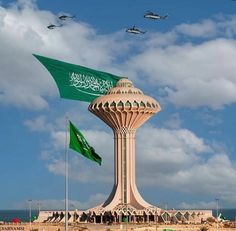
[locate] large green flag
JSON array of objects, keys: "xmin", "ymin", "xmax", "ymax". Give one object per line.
[
  {"xmin": 69, "ymin": 121, "xmax": 102, "ymax": 165},
  {"xmin": 33, "ymin": 54, "xmax": 122, "ymax": 102}
]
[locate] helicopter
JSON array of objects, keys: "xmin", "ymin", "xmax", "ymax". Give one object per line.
[
  {"xmin": 144, "ymin": 11, "xmax": 168, "ymax": 20},
  {"xmin": 126, "ymin": 26, "xmax": 146, "ymax": 34},
  {"xmin": 47, "ymin": 24, "xmax": 62, "ymax": 29},
  {"xmin": 58, "ymin": 15, "xmax": 76, "ymax": 20}
]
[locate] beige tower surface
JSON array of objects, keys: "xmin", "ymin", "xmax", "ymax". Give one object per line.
[{"xmin": 89, "ymin": 78, "xmax": 161, "ymax": 211}]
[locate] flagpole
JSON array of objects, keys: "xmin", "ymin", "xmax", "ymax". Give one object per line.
[
  {"xmin": 215, "ymin": 198, "xmax": 219, "ymax": 231},
  {"xmin": 65, "ymin": 117, "xmax": 69, "ymax": 231}
]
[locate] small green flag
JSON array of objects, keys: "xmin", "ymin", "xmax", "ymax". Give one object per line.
[
  {"xmin": 32, "ymin": 215, "xmax": 37, "ymax": 221},
  {"xmin": 69, "ymin": 121, "xmax": 102, "ymax": 165},
  {"xmin": 122, "ymin": 216, "xmax": 128, "ymax": 222},
  {"xmin": 33, "ymin": 54, "xmax": 122, "ymax": 102},
  {"xmin": 219, "ymin": 213, "xmax": 227, "ymax": 220}
]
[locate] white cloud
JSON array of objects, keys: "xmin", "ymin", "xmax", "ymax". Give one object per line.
[
  {"xmin": 163, "ymin": 113, "xmax": 182, "ymax": 129},
  {"xmin": 24, "ymin": 115, "xmax": 52, "ymax": 132},
  {"xmin": 175, "ymin": 15, "xmax": 236, "ymax": 39},
  {"xmin": 47, "ymin": 128, "xmax": 114, "ymax": 184},
  {"xmin": 50, "ymin": 130, "xmax": 67, "ymax": 150},
  {"xmin": 47, "ymin": 124, "xmax": 211, "ymax": 185},
  {"xmin": 13, "ymin": 193, "xmax": 108, "ymax": 210},
  {"xmin": 0, "ymin": 0, "xmax": 127, "ymax": 110},
  {"xmin": 176, "ymin": 19, "xmax": 217, "ymax": 38},
  {"xmin": 178, "ymin": 201, "xmax": 217, "ymax": 210},
  {"xmin": 39, "ymin": 119, "xmax": 236, "ymax": 203},
  {"xmin": 134, "ymin": 126, "xmax": 236, "ymax": 205},
  {"xmin": 0, "ymin": 3, "xmax": 56, "ymax": 110},
  {"xmin": 1, "ymin": 1, "xmax": 236, "ymax": 110},
  {"xmin": 126, "ymin": 38, "xmax": 236, "ymax": 109},
  {"xmin": 136, "ymin": 126, "xmax": 211, "ymax": 176},
  {"xmin": 197, "ymin": 111, "xmax": 222, "ymax": 126},
  {"xmin": 24, "ymin": 113, "xmax": 236, "ymax": 206},
  {"xmin": 216, "ymin": 15, "xmax": 236, "ymax": 37}
]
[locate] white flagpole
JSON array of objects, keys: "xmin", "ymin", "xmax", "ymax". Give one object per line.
[{"xmin": 65, "ymin": 117, "xmax": 69, "ymax": 231}]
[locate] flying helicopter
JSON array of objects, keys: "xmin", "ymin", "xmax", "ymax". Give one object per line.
[
  {"xmin": 58, "ymin": 15, "xmax": 76, "ymax": 20},
  {"xmin": 47, "ymin": 24, "xmax": 62, "ymax": 29},
  {"xmin": 126, "ymin": 26, "xmax": 146, "ymax": 34},
  {"xmin": 144, "ymin": 11, "xmax": 168, "ymax": 20}
]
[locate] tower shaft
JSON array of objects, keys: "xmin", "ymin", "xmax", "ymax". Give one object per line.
[
  {"xmin": 115, "ymin": 128, "xmax": 136, "ymax": 205},
  {"xmin": 115, "ymin": 128, "xmax": 135, "ymax": 205}
]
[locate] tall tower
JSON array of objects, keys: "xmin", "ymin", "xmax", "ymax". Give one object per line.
[{"xmin": 89, "ymin": 78, "xmax": 161, "ymax": 211}]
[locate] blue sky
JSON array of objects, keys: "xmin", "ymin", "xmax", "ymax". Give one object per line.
[{"xmin": 0, "ymin": 0, "xmax": 236, "ymax": 211}]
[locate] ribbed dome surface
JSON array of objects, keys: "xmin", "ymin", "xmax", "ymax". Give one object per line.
[
  {"xmin": 108, "ymin": 78, "xmax": 143, "ymax": 95},
  {"xmin": 88, "ymin": 78, "xmax": 161, "ymax": 130}
]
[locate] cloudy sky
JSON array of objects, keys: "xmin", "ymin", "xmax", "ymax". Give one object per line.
[{"xmin": 0, "ymin": 0, "xmax": 236, "ymax": 211}]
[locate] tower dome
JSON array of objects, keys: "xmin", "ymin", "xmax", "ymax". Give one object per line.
[{"xmin": 89, "ymin": 78, "xmax": 161, "ymax": 130}]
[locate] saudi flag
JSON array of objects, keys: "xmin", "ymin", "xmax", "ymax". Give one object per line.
[
  {"xmin": 33, "ymin": 54, "xmax": 122, "ymax": 102},
  {"xmin": 69, "ymin": 121, "xmax": 102, "ymax": 165}
]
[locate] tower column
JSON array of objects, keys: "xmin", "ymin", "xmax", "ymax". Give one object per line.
[{"xmin": 114, "ymin": 128, "xmax": 136, "ymax": 204}]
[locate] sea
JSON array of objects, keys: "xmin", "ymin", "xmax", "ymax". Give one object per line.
[
  {"xmin": 0, "ymin": 209, "xmax": 236, "ymax": 222},
  {"xmin": 0, "ymin": 210, "xmax": 39, "ymax": 222}
]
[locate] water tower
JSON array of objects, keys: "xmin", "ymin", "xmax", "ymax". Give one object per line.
[{"xmin": 89, "ymin": 78, "xmax": 161, "ymax": 211}]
